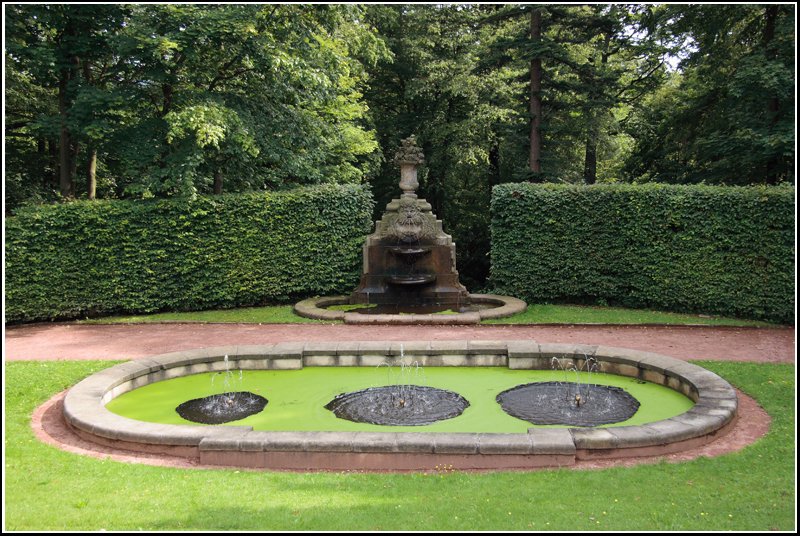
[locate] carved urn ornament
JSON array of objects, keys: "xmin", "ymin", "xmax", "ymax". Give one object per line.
[{"xmin": 393, "ymin": 135, "xmax": 425, "ymax": 199}]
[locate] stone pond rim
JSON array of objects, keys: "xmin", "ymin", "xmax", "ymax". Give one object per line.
[
  {"xmin": 61, "ymin": 340, "xmax": 739, "ymax": 471},
  {"xmin": 293, "ymin": 293, "xmax": 528, "ymax": 324}
]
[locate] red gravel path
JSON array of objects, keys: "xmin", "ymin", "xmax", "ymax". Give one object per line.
[{"xmin": 5, "ymin": 322, "xmax": 794, "ymax": 363}]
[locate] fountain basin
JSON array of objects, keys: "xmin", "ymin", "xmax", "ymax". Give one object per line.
[
  {"xmin": 387, "ymin": 245, "xmax": 432, "ymax": 259},
  {"xmin": 294, "ymin": 294, "xmax": 527, "ymax": 324},
  {"xmin": 496, "ymin": 382, "xmax": 641, "ymax": 427},
  {"xmin": 63, "ymin": 340, "xmax": 738, "ymax": 471}
]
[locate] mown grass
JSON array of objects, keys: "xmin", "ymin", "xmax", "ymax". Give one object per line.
[
  {"xmin": 79, "ymin": 305, "xmax": 326, "ymax": 324},
  {"xmin": 78, "ymin": 303, "xmax": 777, "ymax": 327},
  {"xmin": 484, "ymin": 304, "xmax": 776, "ymax": 327},
  {"xmin": 4, "ymin": 360, "xmax": 794, "ymax": 531}
]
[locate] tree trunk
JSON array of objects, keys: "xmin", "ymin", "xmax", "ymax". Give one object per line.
[
  {"xmin": 763, "ymin": 5, "xmax": 781, "ymax": 184},
  {"xmin": 48, "ymin": 139, "xmax": 59, "ymax": 189},
  {"xmin": 69, "ymin": 141, "xmax": 80, "ymax": 198},
  {"xmin": 583, "ymin": 39, "xmax": 610, "ymax": 185},
  {"xmin": 58, "ymin": 69, "xmax": 73, "ymax": 198},
  {"xmin": 58, "ymin": 18, "xmax": 80, "ymax": 199},
  {"xmin": 38, "ymin": 138, "xmax": 47, "ymax": 189},
  {"xmin": 529, "ymin": 8, "xmax": 542, "ymax": 174},
  {"xmin": 213, "ymin": 170, "xmax": 223, "ymax": 195},
  {"xmin": 81, "ymin": 59, "xmax": 97, "ymax": 200},
  {"xmin": 583, "ymin": 134, "xmax": 598, "ymax": 185},
  {"xmin": 161, "ymin": 83, "xmax": 173, "ymax": 117},
  {"xmin": 156, "ymin": 82, "xmax": 175, "ymax": 173},
  {"xmin": 87, "ymin": 146, "xmax": 97, "ymax": 200},
  {"xmin": 488, "ymin": 140, "xmax": 500, "ymax": 189}
]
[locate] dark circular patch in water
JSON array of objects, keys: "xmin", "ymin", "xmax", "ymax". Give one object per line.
[
  {"xmin": 176, "ymin": 391, "xmax": 268, "ymax": 425},
  {"xmin": 325, "ymin": 385, "xmax": 469, "ymax": 426},
  {"xmin": 496, "ymin": 382, "xmax": 640, "ymax": 427}
]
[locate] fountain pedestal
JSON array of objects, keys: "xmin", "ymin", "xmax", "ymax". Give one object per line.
[{"xmin": 350, "ymin": 195, "xmax": 470, "ymax": 311}]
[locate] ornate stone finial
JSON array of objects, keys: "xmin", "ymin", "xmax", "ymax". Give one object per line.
[
  {"xmin": 394, "ymin": 136, "xmax": 424, "ymax": 198},
  {"xmin": 393, "ymin": 135, "xmax": 425, "ymax": 166}
]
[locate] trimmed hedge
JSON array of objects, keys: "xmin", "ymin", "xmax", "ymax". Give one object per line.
[
  {"xmin": 5, "ymin": 184, "xmax": 374, "ymax": 323},
  {"xmin": 490, "ymin": 183, "xmax": 795, "ymax": 324}
]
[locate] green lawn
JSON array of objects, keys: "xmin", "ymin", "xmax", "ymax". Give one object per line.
[
  {"xmin": 485, "ymin": 304, "xmax": 776, "ymax": 327},
  {"xmin": 4, "ymin": 360, "xmax": 794, "ymax": 531},
  {"xmin": 79, "ymin": 305, "xmax": 326, "ymax": 324},
  {"xmin": 78, "ymin": 303, "xmax": 777, "ymax": 327}
]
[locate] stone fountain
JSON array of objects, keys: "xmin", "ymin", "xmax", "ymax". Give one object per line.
[
  {"xmin": 349, "ymin": 136, "xmax": 470, "ymax": 313},
  {"xmin": 294, "ymin": 137, "xmax": 527, "ymax": 323},
  {"xmin": 63, "ymin": 341, "xmax": 740, "ymax": 471}
]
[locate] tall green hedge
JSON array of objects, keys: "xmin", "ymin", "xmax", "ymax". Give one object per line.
[
  {"xmin": 5, "ymin": 184, "xmax": 374, "ymax": 323},
  {"xmin": 490, "ymin": 183, "xmax": 795, "ymax": 323}
]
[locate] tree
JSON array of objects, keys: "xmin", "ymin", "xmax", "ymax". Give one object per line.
[
  {"xmin": 4, "ymin": 50, "xmax": 58, "ymax": 208},
  {"xmin": 5, "ymin": 4, "xmax": 128, "ymax": 200},
  {"xmin": 533, "ymin": 4, "xmax": 671, "ymax": 184},
  {"xmin": 111, "ymin": 4, "xmax": 387, "ymax": 197},
  {"xmin": 4, "ymin": 4, "xmax": 387, "ymax": 207},
  {"xmin": 529, "ymin": 7, "xmax": 543, "ymax": 174},
  {"xmin": 623, "ymin": 4, "xmax": 795, "ymax": 185}
]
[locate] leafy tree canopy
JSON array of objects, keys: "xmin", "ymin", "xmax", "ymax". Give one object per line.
[{"xmin": 4, "ymin": 3, "xmax": 794, "ymax": 286}]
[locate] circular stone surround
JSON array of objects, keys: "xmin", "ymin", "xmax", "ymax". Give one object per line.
[
  {"xmin": 62, "ymin": 340, "xmax": 738, "ymax": 471},
  {"xmin": 176, "ymin": 391, "xmax": 268, "ymax": 425},
  {"xmin": 325, "ymin": 385, "xmax": 470, "ymax": 426},
  {"xmin": 293, "ymin": 294, "xmax": 528, "ymax": 324},
  {"xmin": 496, "ymin": 382, "xmax": 641, "ymax": 427}
]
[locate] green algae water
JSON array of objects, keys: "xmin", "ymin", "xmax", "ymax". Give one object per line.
[{"xmin": 105, "ymin": 367, "xmax": 694, "ymax": 433}]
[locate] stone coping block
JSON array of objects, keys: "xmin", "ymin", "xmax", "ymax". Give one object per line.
[
  {"xmin": 293, "ymin": 294, "xmax": 527, "ymax": 325},
  {"xmin": 478, "ymin": 433, "xmax": 535, "ymax": 455},
  {"xmin": 293, "ymin": 296, "xmax": 347, "ymax": 321},
  {"xmin": 528, "ymin": 428, "xmax": 578, "ymax": 455},
  {"xmin": 470, "ymin": 294, "xmax": 528, "ymax": 321},
  {"xmin": 63, "ymin": 340, "xmax": 737, "ymax": 470},
  {"xmin": 343, "ymin": 312, "xmax": 482, "ymax": 325}
]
